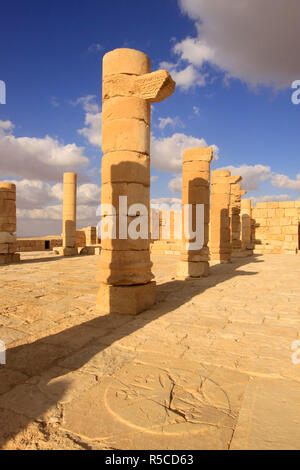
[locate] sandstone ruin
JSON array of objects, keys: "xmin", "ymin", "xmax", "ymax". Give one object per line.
[
  {"xmin": 1, "ymin": 47, "xmax": 300, "ymax": 452},
  {"xmin": 97, "ymin": 48, "xmax": 175, "ymax": 315},
  {"xmin": 0, "ymin": 183, "xmax": 19, "ymax": 265},
  {"xmin": 177, "ymin": 147, "xmax": 213, "ymax": 278}
]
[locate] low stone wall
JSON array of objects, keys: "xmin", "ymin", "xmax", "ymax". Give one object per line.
[
  {"xmin": 16, "ymin": 237, "xmax": 62, "ymax": 252},
  {"xmin": 252, "ymin": 201, "xmax": 300, "ymax": 254}
]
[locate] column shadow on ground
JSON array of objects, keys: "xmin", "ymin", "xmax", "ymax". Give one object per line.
[{"xmin": 0, "ymin": 255, "xmax": 262, "ymax": 448}]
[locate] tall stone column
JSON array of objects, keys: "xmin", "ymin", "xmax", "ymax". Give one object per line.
[
  {"xmin": 0, "ymin": 183, "xmax": 20, "ymax": 265},
  {"xmin": 177, "ymin": 147, "xmax": 213, "ymax": 278},
  {"xmin": 210, "ymin": 170, "xmax": 241, "ymax": 263},
  {"xmin": 230, "ymin": 183, "xmax": 243, "ymax": 254},
  {"xmin": 60, "ymin": 172, "xmax": 78, "ymax": 256},
  {"xmin": 97, "ymin": 48, "xmax": 175, "ymax": 315},
  {"xmin": 240, "ymin": 198, "xmax": 254, "ymax": 256}
]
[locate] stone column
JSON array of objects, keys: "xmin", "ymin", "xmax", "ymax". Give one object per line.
[
  {"xmin": 230, "ymin": 183, "xmax": 243, "ymax": 254},
  {"xmin": 97, "ymin": 48, "xmax": 175, "ymax": 315},
  {"xmin": 0, "ymin": 183, "xmax": 20, "ymax": 265},
  {"xmin": 177, "ymin": 147, "xmax": 213, "ymax": 278},
  {"xmin": 60, "ymin": 172, "xmax": 78, "ymax": 256},
  {"xmin": 210, "ymin": 170, "xmax": 241, "ymax": 263},
  {"xmin": 240, "ymin": 198, "xmax": 254, "ymax": 256}
]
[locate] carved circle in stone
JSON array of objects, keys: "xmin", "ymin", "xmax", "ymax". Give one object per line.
[{"xmin": 105, "ymin": 363, "xmax": 232, "ymax": 435}]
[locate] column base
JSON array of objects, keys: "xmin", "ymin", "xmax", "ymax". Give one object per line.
[
  {"xmin": 96, "ymin": 281, "xmax": 156, "ymax": 315},
  {"xmin": 232, "ymin": 249, "xmax": 253, "ymax": 258},
  {"xmin": 0, "ymin": 253, "xmax": 20, "ymax": 265},
  {"xmin": 55, "ymin": 247, "xmax": 78, "ymax": 257},
  {"xmin": 176, "ymin": 261, "xmax": 209, "ymax": 279},
  {"xmin": 210, "ymin": 254, "xmax": 232, "ymax": 264}
]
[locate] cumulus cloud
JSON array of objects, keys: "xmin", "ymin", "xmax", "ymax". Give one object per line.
[
  {"xmin": 250, "ymin": 194, "xmax": 292, "ymax": 205},
  {"xmin": 222, "ymin": 164, "xmax": 272, "ymax": 191},
  {"xmin": 151, "ymin": 132, "xmax": 219, "ymax": 173},
  {"xmin": 1, "ymin": 178, "xmax": 100, "ymax": 213},
  {"xmin": 0, "ymin": 121, "xmax": 89, "ymax": 182},
  {"xmin": 160, "ymin": 61, "xmax": 206, "ymax": 91},
  {"xmin": 168, "ymin": 175, "xmax": 182, "ymax": 194},
  {"xmin": 151, "ymin": 197, "xmax": 182, "ymax": 211},
  {"xmin": 17, "ymin": 204, "xmax": 98, "ymax": 221},
  {"xmin": 176, "ymin": 0, "xmax": 300, "ymax": 89},
  {"xmin": 271, "ymin": 173, "xmax": 300, "ymax": 191},
  {"xmin": 157, "ymin": 116, "xmax": 184, "ymax": 130},
  {"xmin": 75, "ymin": 95, "xmax": 102, "ymax": 147}
]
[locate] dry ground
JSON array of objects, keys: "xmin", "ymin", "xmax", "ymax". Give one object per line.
[{"xmin": 0, "ymin": 252, "xmax": 300, "ymax": 450}]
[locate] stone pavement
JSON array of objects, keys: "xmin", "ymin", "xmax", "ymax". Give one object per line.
[{"xmin": 0, "ymin": 252, "xmax": 299, "ymax": 449}]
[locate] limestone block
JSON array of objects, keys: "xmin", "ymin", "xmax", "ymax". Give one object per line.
[
  {"xmin": 182, "ymin": 186, "xmax": 210, "ymax": 206},
  {"xmin": 135, "ymin": 70, "xmax": 176, "ymax": 103},
  {"xmin": 0, "ymin": 232, "xmax": 16, "ymax": 243},
  {"xmin": 103, "ymin": 48, "xmax": 150, "ymax": 77},
  {"xmin": 103, "ymin": 74, "xmax": 137, "ymax": 101},
  {"xmin": 102, "ymin": 118, "xmax": 150, "ymax": 154},
  {"xmin": 0, "ymin": 243, "xmax": 9, "ymax": 254},
  {"xmin": 0, "ymin": 253, "xmax": 20, "ymax": 265},
  {"xmin": 101, "ymin": 182, "xmax": 150, "ymax": 214},
  {"xmin": 102, "ymin": 96, "xmax": 150, "ymax": 124},
  {"xmin": 279, "ymin": 201, "xmax": 295, "ymax": 208},
  {"xmin": 55, "ymin": 247, "xmax": 78, "ymax": 257},
  {"xmin": 285, "ymin": 208, "xmax": 298, "ymax": 217},
  {"xmin": 182, "ymin": 172, "xmax": 210, "ymax": 187},
  {"xmin": 183, "ymin": 147, "xmax": 213, "ymax": 163},
  {"xmin": 182, "ymin": 160, "xmax": 211, "ymax": 174},
  {"xmin": 0, "ymin": 219, "xmax": 16, "ymax": 233},
  {"xmin": 211, "ymin": 170, "xmax": 231, "ymax": 180},
  {"xmin": 96, "ymin": 281, "xmax": 156, "ymax": 315},
  {"xmin": 0, "ymin": 199, "xmax": 16, "ymax": 215},
  {"xmin": 280, "ymin": 217, "xmax": 291, "ymax": 226},
  {"xmin": 98, "ymin": 249, "xmax": 153, "ymax": 285},
  {"xmin": 275, "ymin": 208, "xmax": 285, "ymax": 217},
  {"xmin": 211, "ymin": 183, "xmax": 231, "ymax": 195},
  {"xmin": 177, "ymin": 260, "xmax": 209, "ymax": 278},
  {"xmin": 101, "ymin": 152, "xmax": 150, "ymax": 186},
  {"xmin": 100, "ymin": 215, "xmax": 150, "ymax": 251},
  {"xmin": 282, "ymin": 226, "xmax": 298, "ymax": 235}
]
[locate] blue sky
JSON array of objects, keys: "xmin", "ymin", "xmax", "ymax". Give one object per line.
[{"xmin": 0, "ymin": 0, "xmax": 299, "ymax": 235}]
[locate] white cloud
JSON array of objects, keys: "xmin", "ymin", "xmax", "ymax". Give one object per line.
[
  {"xmin": 173, "ymin": 36, "xmax": 214, "ymax": 67},
  {"xmin": 0, "ymin": 120, "xmax": 14, "ymax": 133},
  {"xmin": 75, "ymin": 95, "xmax": 102, "ymax": 148},
  {"xmin": 1, "ymin": 178, "xmax": 100, "ymax": 211},
  {"xmin": 250, "ymin": 194, "xmax": 291, "ymax": 205},
  {"xmin": 193, "ymin": 106, "xmax": 200, "ymax": 116},
  {"xmin": 17, "ymin": 204, "xmax": 98, "ymax": 222},
  {"xmin": 87, "ymin": 43, "xmax": 103, "ymax": 54},
  {"xmin": 160, "ymin": 61, "xmax": 206, "ymax": 91},
  {"xmin": 168, "ymin": 175, "xmax": 182, "ymax": 194},
  {"xmin": 158, "ymin": 116, "xmax": 184, "ymax": 130},
  {"xmin": 0, "ymin": 122, "xmax": 88, "ymax": 182},
  {"xmin": 150, "ymin": 175, "xmax": 159, "ymax": 183},
  {"xmin": 222, "ymin": 164, "xmax": 272, "ymax": 191},
  {"xmin": 176, "ymin": 0, "xmax": 300, "ymax": 89},
  {"xmin": 151, "ymin": 132, "xmax": 219, "ymax": 173},
  {"xmin": 271, "ymin": 173, "xmax": 300, "ymax": 191},
  {"xmin": 151, "ymin": 197, "xmax": 182, "ymax": 211}
]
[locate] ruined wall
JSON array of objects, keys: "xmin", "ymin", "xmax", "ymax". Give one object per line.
[
  {"xmin": 16, "ymin": 237, "xmax": 62, "ymax": 252},
  {"xmin": 253, "ymin": 201, "xmax": 300, "ymax": 254},
  {"xmin": 75, "ymin": 230, "xmax": 86, "ymax": 248},
  {"xmin": 150, "ymin": 209, "xmax": 183, "ymax": 254}
]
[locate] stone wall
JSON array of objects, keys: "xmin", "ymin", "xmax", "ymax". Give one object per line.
[
  {"xmin": 16, "ymin": 237, "xmax": 62, "ymax": 252},
  {"xmin": 252, "ymin": 201, "xmax": 300, "ymax": 254}
]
